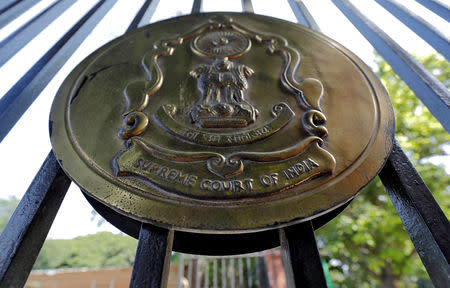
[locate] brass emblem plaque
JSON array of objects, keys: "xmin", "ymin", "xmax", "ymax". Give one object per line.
[{"xmin": 50, "ymin": 13, "xmax": 394, "ymax": 233}]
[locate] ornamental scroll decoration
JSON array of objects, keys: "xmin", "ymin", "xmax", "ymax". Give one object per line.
[{"xmin": 114, "ymin": 16, "xmax": 335, "ymax": 188}]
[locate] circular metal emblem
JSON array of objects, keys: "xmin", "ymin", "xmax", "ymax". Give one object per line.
[{"xmin": 50, "ymin": 13, "xmax": 394, "ymax": 233}]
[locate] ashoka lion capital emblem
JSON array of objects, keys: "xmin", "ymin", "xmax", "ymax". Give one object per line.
[
  {"xmin": 189, "ymin": 57, "xmax": 258, "ymax": 128},
  {"xmin": 189, "ymin": 30, "xmax": 258, "ymax": 128}
]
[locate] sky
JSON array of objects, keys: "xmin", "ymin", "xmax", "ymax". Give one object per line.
[{"xmin": 0, "ymin": 0, "xmax": 448, "ymax": 239}]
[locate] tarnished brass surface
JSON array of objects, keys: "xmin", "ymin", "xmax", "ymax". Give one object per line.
[{"xmin": 50, "ymin": 13, "xmax": 394, "ymax": 233}]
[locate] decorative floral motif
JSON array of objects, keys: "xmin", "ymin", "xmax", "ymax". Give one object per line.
[{"xmin": 191, "ymin": 30, "xmax": 251, "ymax": 58}]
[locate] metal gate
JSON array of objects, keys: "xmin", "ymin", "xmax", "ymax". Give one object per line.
[{"xmin": 0, "ymin": 0, "xmax": 448, "ymax": 287}]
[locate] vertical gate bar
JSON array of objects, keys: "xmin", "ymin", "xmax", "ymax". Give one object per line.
[
  {"xmin": 204, "ymin": 259, "xmax": 209, "ymax": 288},
  {"xmin": 0, "ymin": 151, "xmax": 71, "ymax": 288},
  {"xmin": 0, "ymin": 0, "xmax": 118, "ymax": 143},
  {"xmin": 287, "ymin": 0, "xmax": 321, "ymax": 31},
  {"xmin": 176, "ymin": 254, "xmax": 185, "ymax": 288},
  {"xmin": 331, "ymin": 0, "xmax": 450, "ymax": 132},
  {"xmin": 415, "ymin": 0, "xmax": 450, "ymax": 22},
  {"xmin": 129, "ymin": 223, "xmax": 174, "ymax": 288},
  {"xmin": 195, "ymin": 259, "xmax": 201, "ymax": 288},
  {"xmin": 221, "ymin": 259, "xmax": 226, "ymax": 288},
  {"xmin": 379, "ymin": 140, "xmax": 450, "ymax": 287},
  {"xmin": 230, "ymin": 259, "xmax": 235, "ymax": 288},
  {"xmin": 188, "ymin": 258, "xmax": 193, "ymax": 286},
  {"xmin": 241, "ymin": 0, "xmax": 254, "ymax": 13},
  {"xmin": 375, "ymin": 0, "xmax": 449, "ymax": 59},
  {"xmin": 280, "ymin": 221, "xmax": 327, "ymax": 288},
  {"xmin": 254, "ymin": 257, "xmax": 259, "ymax": 287},
  {"xmin": 126, "ymin": 0, "xmax": 160, "ymax": 32},
  {"xmin": 238, "ymin": 258, "xmax": 244, "ymax": 288},
  {"xmin": 191, "ymin": 0, "xmax": 201, "ymax": 14},
  {"xmin": 0, "ymin": 0, "xmax": 78, "ymax": 67},
  {"xmin": 246, "ymin": 257, "xmax": 252, "ymax": 288},
  {"xmin": 279, "ymin": 234, "xmax": 293, "ymax": 288},
  {"xmin": 0, "ymin": 0, "xmax": 38, "ymax": 30},
  {"xmin": 213, "ymin": 258, "xmax": 218, "ymax": 288},
  {"xmin": 257, "ymin": 257, "xmax": 270, "ymax": 288}
]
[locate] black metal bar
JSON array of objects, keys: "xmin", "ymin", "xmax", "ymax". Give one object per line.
[
  {"xmin": 287, "ymin": 0, "xmax": 321, "ymax": 31},
  {"xmin": 126, "ymin": 0, "xmax": 160, "ymax": 32},
  {"xmin": 332, "ymin": 0, "xmax": 450, "ymax": 133},
  {"xmin": 415, "ymin": 0, "xmax": 450, "ymax": 22},
  {"xmin": 129, "ymin": 223, "xmax": 174, "ymax": 288},
  {"xmin": 279, "ymin": 221, "xmax": 327, "ymax": 288},
  {"xmin": 245, "ymin": 257, "xmax": 251, "ymax": 288},
  {"xmin": 0, "ymin": 0, "xmax": 22, "ymax": 15},
  {"xmin": 241, "ymin": 0, "xmax": 254, "ymax": 13},
  {"xmin": 0, "ymin": 0, "xmax": 77, "ymax": 67},
  {"xmin": 0, "ymin": 151, "xmax": 71, "ymax": 288},
  {"xmin": 257, "ymin": 257, "xmax": 270, "ymax": 288},
  {"xmin": 191, "ymin": 0, "xmax": 201, "ymax": 14},
  {"xmin": 375, "ymin": 0, "xmax": 449, "ymax": 60},
  {"xmin": 379, "ymin": 140, "xmax": 450, "ymax": 287},
  {"xmin": 0, "ymin": 0, "xmax": 117, "ymax": 143},
  {"xmin": 0, "ymin": 0, "xmax": 38, "ymax": 29}
]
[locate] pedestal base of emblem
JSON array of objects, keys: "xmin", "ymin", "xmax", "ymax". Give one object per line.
[
  {"xmin": 190, "ymin": 102, "xmax": 258, "ymax": 128},
  {"xmin": 83, "ymin": 191, "xmax": 350, "ymax": 255},
  {"xmin": 156, "ymin": 102, "xmax": 294, "ymax": 146}
]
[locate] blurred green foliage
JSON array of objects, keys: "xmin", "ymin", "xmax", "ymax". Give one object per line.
[
  {"xmin": 316, "ymin": 54, "xmax": 449, "ymax": 288},
  {"xmin": 33, "ymin": 232, "xmax": 137, "ymax": 270},
  {"xmin": 0, "ymin": 196, "xmax": 19, "ymax": 233}
]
